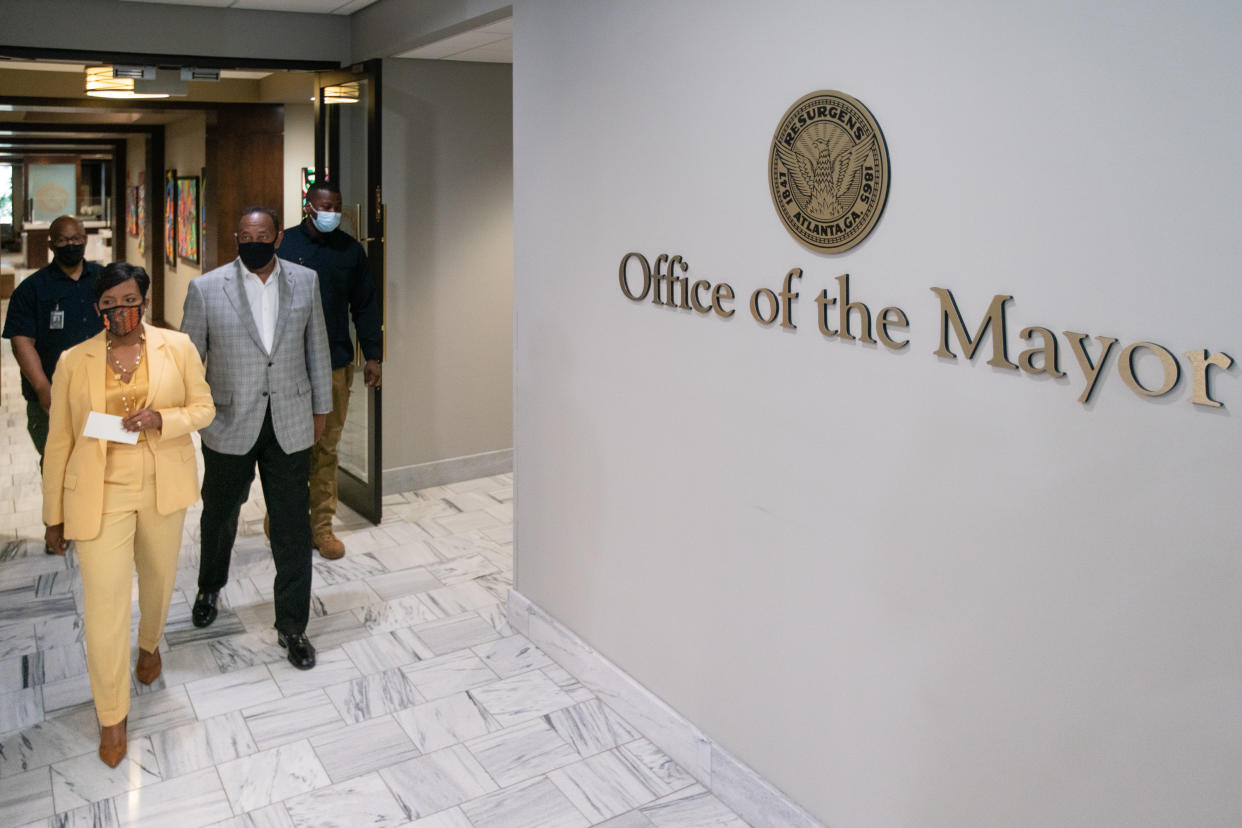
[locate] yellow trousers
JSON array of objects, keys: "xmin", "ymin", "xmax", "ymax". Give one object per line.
[
  {"xmin": 309, "ymin": 364, "xmax": 354, "ymax": 535},
  {"xmin": 76, "ymin": 442, "xmax": 186, "ymax": 727}
]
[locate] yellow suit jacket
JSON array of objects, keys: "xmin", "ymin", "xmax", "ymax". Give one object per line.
[{"xmin": 42, "ymin": 326, "xmax": 215, "ymax": 540}]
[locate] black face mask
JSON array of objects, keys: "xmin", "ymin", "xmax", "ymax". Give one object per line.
[
  {"xmin": 52, "ymin": 243, "xmax": 85, "ymax": 268},
  {"xmin": 238, "ymin": 241, "xmax": 275, "ymax": 272}
]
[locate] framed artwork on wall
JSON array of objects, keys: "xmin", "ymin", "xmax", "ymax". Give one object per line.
[
  {"xmin": 27, "ymin": 163, "xmax": 77, "ymax": 222},
  {"xmin": 176, "ymin": 175, "xmax": 200, "ymax": 264},
  {"xmin": 136, "ymin": 172, "xmax": 147, "ymax": 256},
  {"xmin": 164, "ymin": 169, "xmax": 177, "ymax": 269},
  {"xmin": 301, "ymin": 167, "xmax": 316, "ymax": 204},
  {"xmin": 126, "ymin": 184, "xmax": 138, "ymax": 236}
]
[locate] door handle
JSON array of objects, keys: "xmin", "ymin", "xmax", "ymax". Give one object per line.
[{"xmin": 360, "ymin": 201, "xmax": 385, "ymax": 244}]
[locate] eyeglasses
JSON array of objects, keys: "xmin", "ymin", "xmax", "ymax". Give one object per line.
[{"xmin": 52, "ymin": 235, "xmax": 87, "ymax": 246}]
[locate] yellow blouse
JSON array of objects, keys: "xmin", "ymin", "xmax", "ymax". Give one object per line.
[{"xmin": 105, "ymin": 343, "xmax": 149, "ymax": 440}]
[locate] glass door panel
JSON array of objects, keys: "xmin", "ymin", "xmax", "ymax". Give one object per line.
[{"xmin": 315, "ymin": 63, "xmax": 383, "ymax": 524}]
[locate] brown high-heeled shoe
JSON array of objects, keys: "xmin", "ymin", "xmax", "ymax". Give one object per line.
[
  {"xmin": 98, "ymin": 717, "xmax": 127, "ymax": 768},
  {"xmin": 136, "ymin": 646, "xmax": 162, "ymax": 685}
]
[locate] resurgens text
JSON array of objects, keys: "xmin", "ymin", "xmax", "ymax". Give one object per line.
[{"xmin": 618, "ymin": 251, "xmax": 1234, "ymax": 409}]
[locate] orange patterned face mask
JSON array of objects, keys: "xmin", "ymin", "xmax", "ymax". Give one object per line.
[{"xmin": 102, "ymin": 305, "xmax": 143, "ymax": 337}]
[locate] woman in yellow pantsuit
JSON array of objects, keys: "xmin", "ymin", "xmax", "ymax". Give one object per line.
[{"xmin": 42, "ymin": 262, "xmax": 214, "ymax": 767}]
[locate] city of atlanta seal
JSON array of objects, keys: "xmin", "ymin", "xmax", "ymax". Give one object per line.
[{"xmin": 769, "ymin": 90, "xmax": 890, "ymax": 253}]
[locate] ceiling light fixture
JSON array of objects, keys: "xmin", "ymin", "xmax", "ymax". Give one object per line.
[
  {"xmin": 322, "ymin": 82, "xmax": 360, "ymax": 104},
  {"xmin": 84, "ymin": 66, "xmax": 169, "ymax": 99}
]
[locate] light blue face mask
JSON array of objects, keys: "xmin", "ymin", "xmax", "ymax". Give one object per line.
[{"xmin": 311, "ymin": 208, "xmax": 342, "ymax": 233}]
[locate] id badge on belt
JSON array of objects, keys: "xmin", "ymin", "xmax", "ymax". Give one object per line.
[{"xmin": 49, "ymin": 305, "xmax": 64, "ymax": 330}]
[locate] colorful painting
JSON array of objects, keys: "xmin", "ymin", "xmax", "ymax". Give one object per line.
[
  {"xmin": 301, "ymin": 166, "xmax": 333, "ymax": 210},
  {"xmin": 126, "ymin": 184, "xmax": 138, "ymax": 237},
  {"xmin": 136, "ymin": 172, "xmax": 147, "ymax": 256},
  {"xmin": 164, "ymin": 169, "xmax": 176, "ymax": 269},
  {"xmin": 176, "ymin": 176, "xmax": 199, "ymax": 264},
  {"xmin": 301, "ymin": 167, "xmax": 317, "ymax": 205}
]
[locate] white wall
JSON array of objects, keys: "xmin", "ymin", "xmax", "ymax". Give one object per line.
[
  {"xmin": 283, "ymin": 103, "xmax": 315, "ymax": 232},
  {"xmin": 512, "ymin": 1, "xmax": 1242, "ymax": 826},
  {"xmin": 381, "ymin": 59, "xmax": 513, "ymax": 471}
]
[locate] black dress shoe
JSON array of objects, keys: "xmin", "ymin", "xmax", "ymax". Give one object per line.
[
  {"xmin": 191, "ymin": 591, "xmax": 219, "ymax": 628},
  {"xmin": 277, "ymin": 631, "xmax": 316, "ymax": 670}
]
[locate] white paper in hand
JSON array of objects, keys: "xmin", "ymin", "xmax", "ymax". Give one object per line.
[{"xmin": 84, "ymin": 411, "xmax": 139, "ymax": 444}]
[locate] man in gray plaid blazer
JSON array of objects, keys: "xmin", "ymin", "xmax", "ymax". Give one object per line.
[{"xmin": 181, "ymin": 206, "xmax": 332, "ymax": 670}]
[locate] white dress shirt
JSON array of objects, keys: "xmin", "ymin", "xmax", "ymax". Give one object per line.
[{"xmin": 241, "ymin": 261, "xmax": 280, "ymax": 354}]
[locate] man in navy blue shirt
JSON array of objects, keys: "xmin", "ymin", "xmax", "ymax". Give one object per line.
[
  {"xmin": 277, "ymin": 181, "xmax": 382, "ymax": 559},
  {"xmin": 2, "ymin": 215, "xmax": 104, "ymax": 464}
]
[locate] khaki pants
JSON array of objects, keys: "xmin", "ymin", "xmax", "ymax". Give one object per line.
[
  {"xmin": 77, "ymin": 443, "xmax": 186, "ymax": 727},
  {"xmin": 309, "ymin": 365, "xmax": 354, "ymax": 535}
]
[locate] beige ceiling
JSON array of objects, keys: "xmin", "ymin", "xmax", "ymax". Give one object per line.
[
  {"xmin": 0, "ymin": 61, "xmax": 318, "ymax": 136},
  {"xmin": 0, "ymin": 7, "xmax": 512, "ymax": 136}
]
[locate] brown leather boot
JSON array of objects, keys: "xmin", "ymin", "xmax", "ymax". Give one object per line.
[
  {"xmin": 98, "ymin": 716, "xmax": 127, "ymax": 768},
  {"xmin": 313, "ymin": 531, "xmax": 346, "ymax": 560},
  {"xmin": 136, "ymin": 647, "xmax": 162, "ymax": 685}
]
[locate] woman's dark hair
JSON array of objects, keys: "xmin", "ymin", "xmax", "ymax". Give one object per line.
[{"xmin": 95, "ymin": 262, "xmax": 151, "ymax": 303}]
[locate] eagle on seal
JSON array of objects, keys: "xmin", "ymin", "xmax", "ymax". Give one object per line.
[{"xmin": 775, "ymin": 133, "xmax": 875, "ymax": 219}]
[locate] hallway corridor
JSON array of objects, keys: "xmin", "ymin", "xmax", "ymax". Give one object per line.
[{"xmin": 0, "ymin": 312, "xmax": 748, "ymax": 827}]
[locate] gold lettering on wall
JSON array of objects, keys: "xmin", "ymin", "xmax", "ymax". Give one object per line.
[
  {"xmin": 652, "ymin": 254, "xmax": 672, "ymax": 306},
  {"xmin": 750, "ymin": 287, "xmax": 780, "ymax": 324},
  {"xmin": 837, "ymin": 274, "xmax": 875, "ymax": 344},
  {"xmin": 930, "ymin": 288, "xmax": 1018, "ymax": 370},
  {"xmin": 814, "ymin": 289, "xmax": 838, "ymax": 337},
  {"xmin": 1063, "ymin": 332, "xmax": 1118, "ymax": 404},
  {"xmin": 617, "ymin": 252, "xmax": 1235, "ymax": 410},
  {"xmin": 619, "ymin": 252, "xmax": 736, "ymax": 318},
  {"xmin": 1118, "ymin": 341, "xmax": 1181, "ymax": 397},
  {"xmin": 778, "ymin": 270, "xmax": 801, "ymax": 330},
  {"xmin": 1018, "ymin": 327, "xmax": 1065, "ymax": 377},
  {"xmin": 712, "ymin": 283, "xmax": 736, "ymax": 318},
  {"xmin": 619, "ymin": 251, "xmax": 649, "ymax": 301},
  {"xmin": 691, "ymin": 280, "xmax": 713, "ymax": 313},
  {"xmin": 876, "ymin": 306, "xmax": 909, "ymax": 349},
  {"xmin": 1184, "ymin": 349, "xmax": 1234, "ymax": 408}
]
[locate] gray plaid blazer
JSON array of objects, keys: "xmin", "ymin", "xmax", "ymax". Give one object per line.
[{"xmin": 181, "ymin": 257, "xmax": 332, "ymax": 455}]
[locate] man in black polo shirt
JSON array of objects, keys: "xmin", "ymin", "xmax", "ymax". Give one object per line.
[
  {"xmin": 2, "ymin": 215, "xmax": 104, "ymax": 464},
  {"xmin": 277, "ymin": 181, "xmax": 382, "ymax": 559}
]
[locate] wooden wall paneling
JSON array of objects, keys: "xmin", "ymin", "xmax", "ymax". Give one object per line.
[
  {"xmin": 150, "ymin": 130, "xmax": 166, "ymax": 324},
  {"xmin": 205, "ymin": 104, "xmax": 285, "ymax": 267}
]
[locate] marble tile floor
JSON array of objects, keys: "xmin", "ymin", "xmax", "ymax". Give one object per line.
[{"xmin": 0, "ymin": 305, "xmax": 749, "ymax": 827}]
